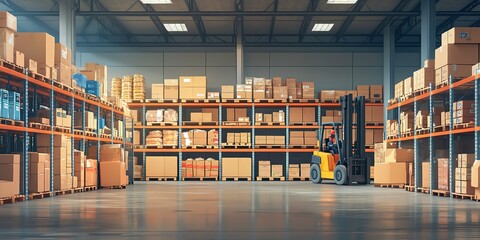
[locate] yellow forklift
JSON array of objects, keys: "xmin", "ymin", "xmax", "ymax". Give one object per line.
[{"xmin": 310, "ymin": 94, "xmax": 369, "ymax": 185}]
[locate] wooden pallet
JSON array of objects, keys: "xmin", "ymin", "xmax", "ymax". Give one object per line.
[
  {"xmin": 53, "ymin": 80, "xmax": 73, "ymax": 93},
  {"xmin": 73, "ymin": 187, "xmax": 84, "ymax": 193},
  {"xmin": 0, "ymin": 60, "xmax": 24, "ymax": 74},
  {"xmin": 366, "ymin": 99, "xmax": 383, "ymax": 103},
  {"xmin": 0, "ymin": 118, "xmax": 24, "ymax": 127},
  {"xmin": 221, "ymin": 143, "xmax": 251, "ymax": 148},
  {"xmin": 415, "ymin": 128, "xmax": 430, "ymax": 135},
  {"xmin": 452, "ymin": 193, "xmax": 475, "ymax": 200},
  {"xmin": 255, "ymin": 145, "xmax": 284, "ymax": 149},
  {"xmin": 101, "ymin": 185, "xmax": 127, "ymax": 189},
  {"xmin": 289, "ymin": 122, "xmax": 318, "ymax": 126},
  {"xmin": 222, "ymin": 177, "xmax": 251, "ymax": 181},
  {"xmin": 401, "ymin": 131, "xmax": 413, "ymax": 138},
  {"xmin": 74, "ymin": 89, "xmax": 86, "ymax": 98},
  {"xmin": 434, "ymin": 125, "xmax": 448, "ymax": 132},
  {"xmin": 366, "ymin": 122, "xmax": 384, "ymax": 126},
  {"xmin": 222, "ymin": 121, "xmax": 250, "ymax": 126},
  {"xmin": 183, "ymin": 177, "xmax": 218, "ymax": 181},
  {"xmin": 133, "ymin": 178, "xmax": 142, "ymax": 181},
  {"xmin": 146, "ymin": 121, "xmax": 178, "ymax": 126},
  {"xmin": 388, "ymin": 98, "xmax": 398, "ymax": 105},
  {"xmin": 254, "ymin": 122, "xmax": 285, "ymax": 126},
  {"xmin": 30, "ymin": 122, "xmax": 51, "ymax": 130},
  {"xmin": 145, "ymin": 144, "xmax": 178, "ymax": 149},
  {"xmin": 85, "ymin": 131, "xmax": 97, "ymax": 137},
  {"xmin": 435, "ymin": 81, "xmax": 449, "ymax": 89},
  {"xmin": 288, "ymin": 177, "xmax": 310, "ymax": 181},
  {"xmin": 146, "ymin": 177, "xmax": 177, "ymax": 181},
  {"xmin": 254, "ymin": 99, "xmax": 287, "ymax": 103},
  {"xmin": 54, "ymin": 189, "xmax": 74, "ymax": 196},
  {"xmin": 413, "ymin": 87, "xmax": 431, "ymax": 96},
  {"xmin": 289, "ymin": 99, "xmax": 319, "ymax": 103},
  {"xmin": 100, "ymin": 133, "xmax": 111, "ymax": 139},
  {"xmin": 320, "ymin": 100, "xmax": 339, "ymax": 103},
  {"xmin": 365, "ymin": 145, "xmax": 374, "ymax": 149},
  {"xmin": 145, "ymin": 99, "xmax": 178, "ymax": 103},
  {"xmin": 84, "ymin": 186, "xmax": 97, "ymax": 192},
  {"xmin": 183, "ymin": 121, "xmax": 218, "ymax": 126},
  {"xmin": 453, "ymin": 122, "xmax": 474, "ymax": 129},
  {"xmin": 374, "ymin": 183, "xmax": 405, "ymax": 189},
  {"xmin": 128, "ymin": 99, "xmax": 144, "ymax": 103},
  {"xmin": 0, "ymin": 195, "xmax": 26, "ymax": 205},
  {"xmin": 417, "ymin": 187, "xmax": 431, "ymax": 194},
  {"xmin": 288, "ymin": 145, "xmax": 316, "ymax": 149},
  {"xmin": 386, "ymin": 135, "xmax": 398, "ymax": 140},
  {"xmin": 28, "ymin": 191, "xmax": 53, "ymax": 200},
  {"xmin": 181, "ymin": 99, "xmax": 219, "ymax": 103},
  {"xmin": 28, "ymin": 71, "xmax": 46, "ymax": 82},
  {"xmin": 54, "ymin": 126, "xmax": 71, "ymax": 133},
  {"xmin": 256, "ymin": 177, "xmax": 285, "ymax": 181},
  {"xmin": 73, "ymin": 129, "xmax": 84, "ymax": 136},
  {"xmin": 182, "ymin": 145, "xmax": 219, "ymax": 149},
  {"xmin": 432, "ymin": 190, "xmax": 450, "ymax": 197},
  {"xmin": 399, "ymin": 94, "xmax": 412, "ymax": 102},
  {"xmin": 405, "ymin": 185, "xmax": 416, "ymax": 192},
  {"xmin": 221, "ymin": 98, "xmax": 252, "ymax": 103}
]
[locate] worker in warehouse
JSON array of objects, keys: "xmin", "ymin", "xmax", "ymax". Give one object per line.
[{"xmin": 327, "ymin": 130, "xmax": 338, "ymax": 155}]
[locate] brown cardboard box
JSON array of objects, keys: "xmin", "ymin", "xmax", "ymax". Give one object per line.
[
  {"xmin": 146, "ymin": 156, "xmax": 163, "ymax": 177},
  {"xmin": 457, "ymin": 100, "xmax": 475, "ymax": 109},
  {"xmin": 438, "ymin": 158, "xmax": 449, "ymax": 190},
  {"xmin": 255, "ymin": 135, "xmax": 267, "ymax": 145},
  {"xmin": 164, "ymin": 86, "xmax": 178, "ymax": 99},
  {"xmin": 266, "ymin": 136, "xmax": 275, "ymax": 145},
  {"xmin": 334, "ymin": 90, "xmax": 347, "ymax": 100},
  {"xmin": 0, "ymin": 11, "xmax": 17, "ymax": 32},
  {"xmin": 190, "ymin": 112, "xmax": 203, "ymax": 122},
  {"xmin": 14, "ymin": 51, "xmax": 24, "ymax": 68},
  {"xmin": 0, "ymin": 28, "xmax": 14, "ymax": 62},
  {"xmin": 422, "ymin": 162, "xmax": 430, "ymax": 188},
  {"xmin": 273, "ymin": 86, "xmax": 288, "ymax": 99},
  {"xmin": 202, "ymin": 108, "xmax": 218, "ymax": 121},
  {"xmin": 443, "ymin": 27, "xmax": 480, "ymax": 44},
  {"xmin": 255, "ymin": 113, "xmax": 263, "ymax": 122},
  {"xmin": 240, "ymin": 132, "xmax": 249, "ymax": 144},
  {"xmin": 272, "ymin": 77, "xmax": 283, "ymax": 87},
  {"xmin": 99, "ymin": 144, "xmax": 124, "ymax": 162},
  {"xmin": 152, "ymin": 84, "xmax": 164, "ymax": 99},
  {"xmin": 290, "ymin": 131, "xmax": 303, "ymax": 138},
  {"xmin": 370, "ymin": 85, "xmax": 383, "ymax": 99},
  {"xmin": 458, "ymin": 153, "xmax": 475, "ymax": 168},
  {"xmin": 289, "ymin": 164, "xmax": 300, "ymax": 178},
  {"xmin": 193, "ymin": 130, "xmax": 207, "ymax": 145},
  {"xmin": 441, "ymin": 64, "xmax": 472, "ymax": 83},
  {"xmin": 274, "ymin": 136, "xmax": 285, "ymax": 145},
  {"xmin": 300, "ymin": 163, "xmax": 310, "ymax": 178},
  {"xmin": 54, "ymin": 43, "xmax": 71, "ymax": 65},
  {"xmin": 226, "ymin": 108, "xmax": 235, "ymax": 121},
  {"xmin": 235, "ymin": 108, "xmax": 247, "ymax": 121},
  {"xmin": 207, "ymin": 92, "xmax": 219, "ymax": 99},
  {"xmin": 288, "ymin": 87, "xmax": 297, "ymax": 100},
  {"xmin": 372, "ymin": 106, "xmax": 384, "ymax": 123},
  {"xmin": 384, "ymin": 148, "xmax": 414, "ymax": 163},
  {"xmin": 374, "ymin": 162, "xmax": 408, "ymax": 184},
  {"xmin": 394, "ymin": 81, "xmax": 403, "ymax": 99},
  {"xmin": 222, "ymin": 85, "xmax": 234, "ymax": 99},
  {"xmin": 28, "ymin": 59, "xmax": 37, "ymax": 73},
  {"xmin": 273, "ymin": 111, "xmax": 285, "ymax": 122},
  {"xmin": 15, "ymin": 32, "xmax": 55, "ymax": 68},
  {"xmin": 238, "ymin": 158, "xmax": 251, "ymax": 177},
  {"xmin": 357, "ymin": 85, "xmax": 369, "ymax": 98},
  {"xmin": 264, "ymin": 114, "xmax": 272, "ymax": 123},
  {"xmin": 258, "ymin": 160, "xmax": 271, "ymax": 177},
  {"xmin": 403, "ymin": 77, "xmax": 413, "ymax": 96},
  {"xmin": 194, "ymin": 159, "xmax": 205, "ymax": 177},
  {"xmin": 302, "ymin": 107, "xmax": 315, "ymax": 122},
  {"xmin": 373, "ymin": 129, "xmax": 383, "ymax": 143},
  {"xmin": 435, "ymin": 44, "xmax": 479, "ymax": 70},
  {"xmin": 290, "ymin": 137, "xmax": 304, "ymax": 145},
  {"xmin": 366, "ymin": 129, "xmax": 374, "ymax": 146},
  {"xmin": 302, "ymin": 82, "xmax": 315, "ymax": 99},
  {"xmin": 320, "ymin": 90, "xmax": 335, "ymax": 102},
  {"xmin": 192, "ymin": 87, "xmax": 206, "ymax": 99},
  {"xmin": 290, "ymin": 107, "xmax": 303, "ymax": 123},
  {"xmin": 100, "ymin": 161, "xmax": 125, "ymax": 187},
  {"xmin": 456, "ymin": 108, "xmax": 474, "ymax": 118},
  {"xmin": 365, "ymin": 106, "xmax": 373, "ymax": 123},
  {"xmin": 271, "ymin": 165, "xmax": 283, "ymax": 177},
  {"xmin": 471, "ymin": 160, "xmax": 480, "ymax": 187}
]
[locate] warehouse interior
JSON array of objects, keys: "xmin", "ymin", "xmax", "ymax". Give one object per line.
[{"xmin": 1, "ymin": 0, "xmax": 480, "ymax": 238}]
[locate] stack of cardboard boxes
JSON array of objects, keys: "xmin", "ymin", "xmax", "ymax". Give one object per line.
[
  {"xmin": 74, "ymin": 150, "xmax": 85, "ymax": 188},
  {"xmin": 111, "ymin": 77, "xmax": 122, "ymax": 99},
  {"xmin": 164, "ymin": 79, "xmax": 179, "ymax": 99},
  {"xmin": 226, "ymin": 108, "xmax": 249, "ymax": 122},
  {"xmin": 28, "ymin": 153, "xmax": 50, "ymax": 193},
  {"xmin": 179, "ymin": 76, "xmax": 206, "ymax": 99},
  {"xmin": 54, "ymin": 43, "xmax": 72, "ymax": 87},
  {"xmin": 453, "ymin": 100, "xmax": 474, "ymax": 124},
  {"xmin": 0, "ymin": 154, "xmax": 20, "ymax": 198},
  {"xmin": 82, "ymin": 62, "xmax": 108, "ymax": 98},
  {"xmin": 222, "ymin": 157, "xmax": 251, "ymax": 178},
  {"xmin": 255, "ymin": 135, "xmax": 285, "ymax": 146},
  {"xmin": 221, "ymin": 85, "xmax": 234, "ymax": 99},
  {"xmin": 85, "ymin": 159, "xmax": 98, "ymax": 187},
  {"xmin": 289, "ymin": 107, "xmax": 315, "ymax": 124},
  {"xmin": 435, "ymin": 27, "xmax": 480, "ymax": 87},
  {"xmin": 182, "ymin": 129, "xmax": 218, "ymax": 147},
  {"xmin": 455, "ymin": 153, "xmax": 475, "ymax": 194},
  {"xmin": 99, "ymin": 144, "xmax": 128, "ymax": 187},
  {"xmin": 225, "ymin": 132, "xmax": 250, "ymax": 145},
  {"xmin": 438, "ymin": 158, "xmax": 449, "ymax": 191},
  {"xmin": 145, "ymin": 109, "xmax": 178, "ymax": 124},
  {"xmin": 146, "ymin": 156, "xmax": 178, "ymax": 179},
  {"xmin": 254, "ymin": 111, "xmax": 285, "ymax": 123},
  {"xmin": 145, "ymin": 130, "xmax": 163, "ymax": 146},
  {"xmin": 471, "ymin": 161, "xmax": 480, "ymax": 198},
  {"xmin": 182, "ymin": 158, "xmax": 218, "ymax": 178},
  {"xmin": 374, "ymin": 148, "xmax": 413, "ymax": 185},
  {"xmin": 289, "ymin": 131, "xmax": 317, "ymax": 147},
  {"xmin": 399, "ymin": 111, "xmax": 414, "ymax": 134},
  {"xmin": 73, "ymin": 111, "xmax": 96, "ymax": 130},
  {"xmin": 0, "ymin": 12, "xmax": 16, "ymax": 64},
  {"xmin": 37, "ymin": 135, "xmax": 73, "ymax": 190},
  {"xmin": 15, "ymin": 31, "xmax": 54, "ymax": 79},
  {"xmin": 413, "ymin": 60, "xmax": 435, "ymax": 92},
  {"xmin": 319, "ymin": 85, "xmax": 382, "ymax": 102}
]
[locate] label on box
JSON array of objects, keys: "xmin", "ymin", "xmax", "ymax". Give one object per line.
[{"xmin": 183, "ymin": 78, "xmax": 191, "ymax": 83}]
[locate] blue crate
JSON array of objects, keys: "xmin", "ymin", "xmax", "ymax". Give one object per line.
[
  {"xmin": 8, "ymin": 91, "xmax": 20, "ymax": 121},
  {"xmin": 0, "ymin": 89, "xmax": 9, "ymax": 119},
  {"xmin": 72, "ymin": 73, "xmax": 87, "ymax": 89},
  {"xmin": 99, "ymin": 117, "xmax": 105, "ymax": 129},
  {"xmin": 86, "ymin": 80, "xmax": 100, "ymax": 97}
]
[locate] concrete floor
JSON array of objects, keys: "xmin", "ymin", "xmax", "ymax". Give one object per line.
[{"xmin": 1, "ymin": 182, "xmax": 480, "ymax": 239}]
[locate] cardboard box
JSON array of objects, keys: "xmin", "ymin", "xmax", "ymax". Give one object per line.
[
  {"xmin": 14, "ymin": 51, "xmax": 24, "ymax": 68},
  {"xmin": 151, "ymin": 84, "xmax": 164, "ymax": 99},
  {"xmin": 0, "ymin": 28, "xmax": 14, "ymax": 62},
  {"xmin": 300, "ymin": 164, "xmax": 310, "ymax": 178},
  {"xmin": 54, "ymin": 43, "xmax": 71, "ymax": 66},
  {"xmin": 235, "ymin": 108, "xmax": 247, "ymax": 120},
  {"xmin": 263, "ymin": 114, "xmax": 272, "ymax": 123},
  {"xmin": 0, "ymin": 11, "xmax": 17, "ymax": 32},
  {"xmin": 190, "ymin": 112, "xmax": 203, "ymax": 122},
  {"xmin": 271, "ymin": 165, "xmax": 283, "ymax": 177},
  {"xmin": 258, "ymin": 160, "xmax": 271, "ymax": 177},
  {"xmin": 438, "ymin": 158, "xmax": 449, "ymax": 191},
  {"xmin": 334, "ymin": 90, "xmax": 347, "ymax": 101},
  {"xmin": 366, "ymin": 129, "xmax": 374, "ymax": 146},
  {"xmin": 273, "ymin": 86, "xmax": 288, "ymax": 99},
  {"xmin": 255, "ymin": 113, "xmax": 263, "ymax": 122},
  {"xmin": 290, "ymin": 107, "xmax": 303, "ymax": 123},
  {"xmin": 164, "ymin": 86, "xmax": 178, "ymax": 99},
  {"xmin": 273, "ymin": 111, "xmax": 285, "ymax": 122},
  {"xmin": 255, "ymin": 135, "xmax": 267, "ymax": 145},
  {"xmin": 458, "ymin": 153, "xmax": 475, "ymax": 168},
  {"xmin": 443, "ymin": 27, "xmax": 480, "ymax": 45},
  {"xmin": 422, "ymin": 162, "xmax": 430, "ymax": 188},
  {"xmin": 15, "ymin": 32, "xmax": 55, "ymax": 68},
  {"xmin": 320, "ymin": 90, "xmax": 335, "ymax": 102},
  {"xmin": 302, "ymin": 107, "xmax": 315, "ymax": 122},
  {"xmin": 28, "ymin": 59, "xmax": 37, "ymax": 73},
  {"xmin": 384, "ymin": 148, "xmax": 414, "ymax": 163},
  {"xmin": 222, "ymin": 158, "xmax": 238, "ymax": 177},
  {"xmin": 194, "ymin": 159, "xmax": 205, "ymax": 177},
  {"xmin": 272, "ymin": 77, "xmax": 283, "ymax": 87},
  {"xmin": 374, "ymin": 162, "xmax": 408, "ymax": 184},
  {"xmin": 302, "ymin": 82, "xmax": 315, "ymax": 99},
  {"xmin": 435, "ymin": 44, "xmax": 479, "ymax": 70},
  {"xmin": 357, "ymin": 85, "xmax": 369, "ymax": 98},
  {"xmin": 394, "ymin": 81, "xmax": 403, "ymax": 99},
  {"xmin": 100, "ymin": 161, "xmax": 125, "ymax": 187},
  {"xmin": 440, "ymin": 64, "xmax": 472, "ymax": 84},
  {"xmin": 289, "ymin": 164, "xmax": 300, "ymax": 178},
  {"xmin": 370, "ymin": 85, "xmax": 383, "ymax": 99},
  {"xmin": 221, "ymin": 85, "xmax": 234, "ymax": 99},
  {"xmin": 403, "ymin": 77, "xmax": 413, "ymax": 96}
]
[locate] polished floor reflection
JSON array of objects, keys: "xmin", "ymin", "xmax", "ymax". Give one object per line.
[{"xmin": 1, "ymin": 182, "xmax": 480, "ymax": 239}]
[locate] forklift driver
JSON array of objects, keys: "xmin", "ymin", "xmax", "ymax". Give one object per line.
[{"xmin": 327, "ymin": 130, "xmax": 338, "ymax": 155}]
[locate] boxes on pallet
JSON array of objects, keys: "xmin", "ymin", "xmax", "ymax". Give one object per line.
[
  {"xmin": 442, "ymin": 27, "xmax": 480, "ymax": 45},
  {"xmin": 146, "ymin": 156, "xmax": 178, "ymax": 178},
  {"xmin": 394, "ymin": 82, "xmax": 403, "ymax": 99},
  {"xmin": 85, "ymin": 159, "xmax": 97, "ymax": 187},
  {"xmin": 221, "ymin": 157, "xmax": 251, "ymax": 178},
  {"xmin": 28, "ymin": 152, "xmax": 50, "ymax": 193},
  {"xmin": 221, "ymin": 85, "xmax": 234, "ymax": 99},
  {"xmin": 164, "ymin": 79, "xmax": 179, "ymax": 99},
  {"xmin": 413, "ymin": 67, "xmax": 435, "ymax": 91},
  {"xmin": 357, "ymin": 85, "xmax": 369, "ymax": 98},
  {"xmin": 289, "ymin": 164, "xmax": 300, "ymax": 178},
  {"xmin": 271, "ymin": 164, "xmax": 283, "ymax": 177},
  {"xmin": 403, "ymin": 77, "xmax": 413, "ymax": 96},
  {"xmin": 384, "ymin": 148, "xmax": 413, "ymax": 163},
  {"xmin": 374, "ymin": 162, "xmax": 408, "ymax": 184},
  {"xmin": 319, "ymin": 90, "xmax": 335, "ymax": 102},
  {"xmin": 302, "ymin": 82, "xmax": 315, "ymax": 99},
  {"xmin": 300, "ymin": 164, "xmax": 310, "ymax": 178},
  {"xmin": 435, "ymin": 44, "xmax": 479, "ymax": 70},
  {"xmin": 0, "ymin": 154, "xmax": 20, "ymax": 198},
  {"xmin": 258, "ymin": 160, "xmax": 270, "ymax": 177},
  {"xmin": 99, "ymin": 144, "xmax": 124, "ymax": 162},
  {"xmin": 74, "ymin": 150, "xmax": 85, "ymax": 188},
  {"xmin": 273, "ymin": 86, "xmax": 288, "ymax": 99},
  {"xmin": 438, "ymin": 158, "xmax": 449, "ymax": 191},
  {"xmin": 15, "ymin": 32, "xmax": 55, "ymax": 76},
  {"xmin": 422, "ymin": 162, "xmax": 430, "ymax": 188},
  {"xmin": 151, "ymin": 84, "xmax": 164, "ymax": 99},
  {"xmin": 374, "ymin": 143, "xmax": 384, "ymax": 163},
  {"xmin": 100, "ymin": 161, "xmax": 126, "ymax": 187},
  {"xmin": 370, "ymin": 85, "xmax": 383, "ymax": 99},
  {"xmin": 334, "ymin": 90, "xmax": 346, "ymax": 101}
]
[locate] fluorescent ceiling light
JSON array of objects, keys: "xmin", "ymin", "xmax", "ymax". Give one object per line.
[
  {"xmin": 327, "ymin": 0, "xmax": 358, "ymax": 4},
  {"xmin": 312, "ymin": 23, "xmax": 334, "ymax": 32},
  {"xmin": 141, "ymin": 0, "xmax": 172, "ymax": 4},
  {"xmin": 163, "ymin": 23, "xmax": 188, "ymax": 32}
]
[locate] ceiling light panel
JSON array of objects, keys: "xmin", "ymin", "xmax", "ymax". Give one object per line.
[
  {"xmin": 312, "ymin": 23, "xmax": 334, "ymax": 32},
  {"xmin": 140, "ymin": 0, "xmax": 172, "ymax": 4},
  {"xmin": 163, "ymin": 23, "xmax": 188, "ymax": 32},
  {"xmin": 327, "ymin": 0, "xmax": 358, "ymax": 4}
]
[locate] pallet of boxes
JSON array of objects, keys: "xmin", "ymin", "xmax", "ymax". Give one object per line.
[
  {"xmin": 374, "ymin": 143, "xmax": 413, "ymax": 188},
  {"xmin": 0, "ymin": 154, "xmax": 21, "ymax": 201},
  {"xmin": 222, "ymin": 157, "xmax": 252, "ymax": 181},
  {"xmin": 179, "ymin": 76, "xmax": 206, "ymax": 101},
  {"xmin": 319, "ymin": 85, "xmax": 382, "ymax": 103},
  {"xmin": 182, "ymin": 129, "xmax": 218, "ymax": 148},
  {"xmin": 182, "ymin": 158, "xmax": 218, "ymax": 180},
  {"xmin": 288, "ymin": 163, "xmax": 310, "ymax": 180},
  {"xmin": 257, "ymin": 161, "xmax": 285, "ymax": 181},
  {"xmin": 145, "ymin": 155, "xmax": 178, "ymax": 181},
  {"xmin": 98, "ymin": 144, "xmax": 128, "ymax": 188}
]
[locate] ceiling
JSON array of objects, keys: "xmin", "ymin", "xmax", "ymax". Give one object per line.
[{"xmin": 1, "ymin": 0, "xmax": 480, "ymax": 47}]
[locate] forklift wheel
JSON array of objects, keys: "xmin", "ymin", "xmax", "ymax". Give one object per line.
[
  {"xmin": 310, "ymin": 164, "xmax": 322, "ymax": 184},
  {"xmin": 334, "ymin": 165, "xmax": 347, "ymax": 185}
]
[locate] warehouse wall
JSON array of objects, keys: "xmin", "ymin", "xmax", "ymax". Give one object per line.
[{"xmin": 77, "ymin": 48, "xmax": 420, "ymax": 98}]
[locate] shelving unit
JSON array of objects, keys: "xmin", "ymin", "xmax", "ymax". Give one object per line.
[
  {"xmin": 386, "ymin": 73, "xmax": 480, "ymax": 197},
  {"xmin": 129, "ymin": 101, "xmax": 383, "ymax": 180},
  {"xmin": 0, "ymin": 65, "xmax": 133, "ymax": 198}
]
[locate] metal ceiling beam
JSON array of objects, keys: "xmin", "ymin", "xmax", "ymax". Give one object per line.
[
  {"xmin": 0, "ymin": 0, "xmax": 58, "ymax": 35},
  {"xmin": 472, "ymin": 18, "xmax": 480, "ymax": 27},
  {"xmin": 268, "ymin": 0, "xmax": 279, "ymax": 43},
  {"xmin": 10, "ymin": 10, "xmax": 480, "ymax": 17},
  {"xmin": 436, "ymin": 0, "xmax": 480, "ymax": 34},
  {"xmin": 185, "ymin": 0, "xmax": 207, "ymax": 42},
  {"xmin": 368, "ymin": 0, "xmax": 409, "ymax": 42},
  {"xmin": 138, "ymin": 1, "xmax": 171, "ymax": 42},
  {"xmin": 92, "ymin": 0, "xmax": 138, "ymax": 42},
  {"xmin": 299, "ymin": 0, "xmax": 320, "ymax": 43},
  {"xmin": 334, "ymin": 0, "xmax": 366, "ymax": 42},
  {"xmin": 395, "ymin": 0, "xmax": 441, "ymax": 41}
]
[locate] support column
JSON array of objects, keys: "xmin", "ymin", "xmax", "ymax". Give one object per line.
[
  {"xmin": 59, "ymin": 0, "xmax": 77, "ymax": 64},
  {"xmin": 383, "ymin": 24, "xmax": 395, "ymax": 125},
  {"xmin": 421, "ymin": 0, "xmax": 435, "ymax": 64},
  {"xmin": 235, "ymin": 18, "xmax": 244, "ymax": 85}
]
